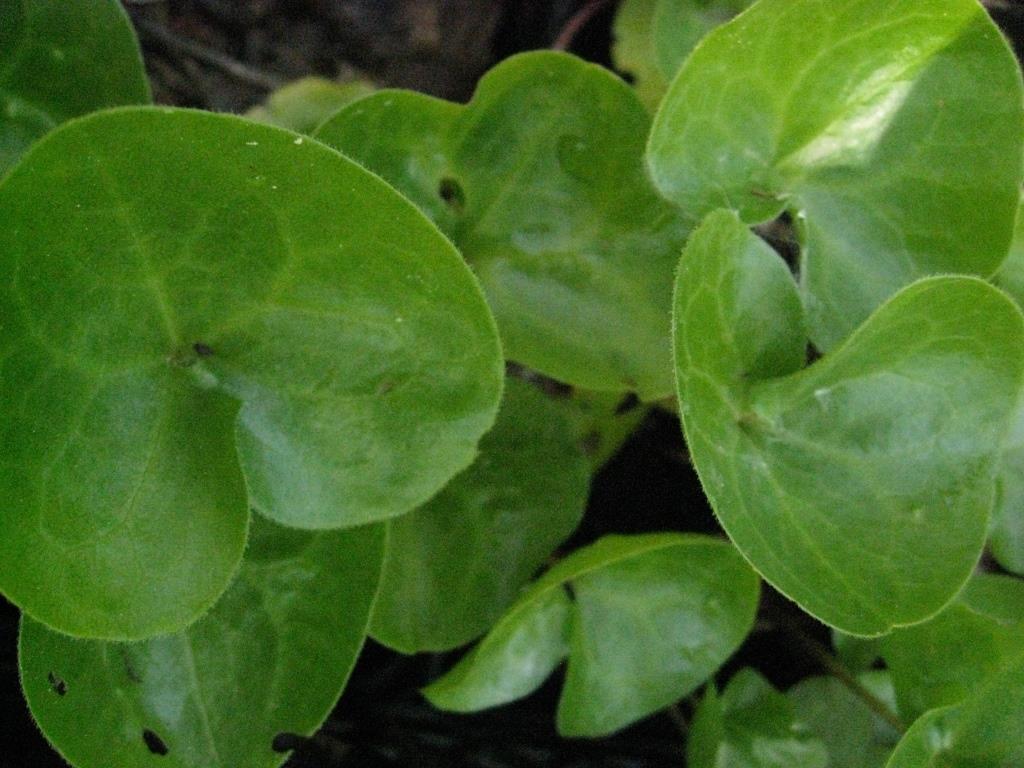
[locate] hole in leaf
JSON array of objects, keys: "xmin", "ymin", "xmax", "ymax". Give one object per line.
[
  {"xmin": 272, "ymin": 732, "xmax": 307, "ymax": 753},
  {"xmin": 753, "ymin": 211, "xmax": 800, "ymax": 273},
  {"xmin": 193, "ymin": 342, "xmax": 214, "ymax": 358},
  {"xmin": 47, "ymin": 672, "xmax": 67, "ymax": 697},
  {"xmin": 614, "ymin": 393, "xmax": 640, "ymax": 415},
  {"xmin": 437, "ymin": 176, "xmax": 465, "ymax": 212},
  {"xmin": 142, "ymin": 729, "xmax": 169, "ymax": 756}
]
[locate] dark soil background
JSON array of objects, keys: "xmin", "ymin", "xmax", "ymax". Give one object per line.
[{"xmin": 4, "ymin": 1, "xmax": 1024, "ymax": 766}]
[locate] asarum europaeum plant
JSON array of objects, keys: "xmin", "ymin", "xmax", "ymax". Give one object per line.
[{"xmin": 2, "ymin": 0, "xmax": 1024, "ymax": 765}]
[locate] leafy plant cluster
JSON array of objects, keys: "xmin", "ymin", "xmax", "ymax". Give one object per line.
[{"xmin": 2, "ymin": 0, "xmax": 1024, "ymax": 765}]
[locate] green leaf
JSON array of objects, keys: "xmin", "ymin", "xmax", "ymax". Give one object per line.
[
  {"xmin": 421, "ymin": 585, "xmax": 574, "ymax": 713},
  {"xmin": 993, "ymin": 200, "xmax": 1024, "ymax": 575},
  {"xmin": 315, "ymin": 51, "xmax": 690, "ymax": 399},
  {"xmin": 885, "ymin": 653, "xmax": 1024, "ymax": 768},
  {"xmin": 832, "ymin": 629, "xmax": 883, "ymax": 673},
  {"xmin": 19, "ymin": 516, "xmax": 384, "ymax": 768},
  {"xmin": 371, "ymin": 377, "xmax": 590, "ymax": 652},
  {"xmin": 994, "ymin": 193, "xmax": 1024, "ymax": 310},
  {"xmin": 612, "ymin": 0, "xmax": 669, "ymax": 111},
  {"xmin": 613, "ymin": 0, "xmax": 752, "ymax": 111},
  {"xmin": 674, "ymin": 210, "xmax": 1024, "ymax": 634},
  {"xmin": 651, "ymin": 0, "xmax": 752, "ymax": 83},
  {"xmin": 557, "ymin": 386, "xmax": 650, "ymax": 470},
  {"xmin": 425, "ymin": 533, "xmax": 760, "ymax": 737},
  {"xmin": 880, "ymin": 573, "xmax": 1024, "ymax": 721},
  {"xmin": 688, "ymin": 669, "xmax": 829, "ymax": 768},
  {"xmin": 0, "ymin": 0, "xmax": 150, "ymax": 174},
  {"xmin": 0, "ymin": 107, "xmax": 503, "ymax": 639},
  {"xmin": 788, "ymin": 673, "xmax": 901, "ymax": 768},
  {"xmin": 649, "ymin": 0, "xmax": 1024, "ymax": 350},
  {"xmin": 246, "ymin": 76, "xmax": 375, "ymax": 135}
]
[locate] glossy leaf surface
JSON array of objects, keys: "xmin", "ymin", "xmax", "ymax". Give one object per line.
[
  {"xmin": 0, "ymin": 0, "xmax": 149, "ymax": 173},
  {"xmin": 0, "ymin": 107, "xmax": 503, "ymax": 639},
  {"xmin": 371, "ymin": 377, "xmax": 590, "ymax": 652},
  {"xmin": 880, "ymin": 574, "xmax": 1024, "ymax": 721},
  {"xmin": 687, "ymin": 669, "xmax": 828, "ymax": 768},
  {"xmin": 425, "ymin": 534, "xmax": 760, "ymax": 737},
  {"xmin": 886, "ymin": 654, "xmax": 1024, "ymax": 768},
  {"xmin": 316, "ymin": 51, "xmax": 690, "ymax": 399},
  {"xmin": 788, "ymin": 673, "xmax": 900, "ymax": 768},
  {"xmin": 20, "ymin": 517, "xmax": 384, "ymax": 768},
  {"xmin": 674, "ymin": 211, "xmax": 1024, "ymax": 634},
  {"xmin": 649, "ymin": 0, "xmax": 1024, "ymax": 349}
]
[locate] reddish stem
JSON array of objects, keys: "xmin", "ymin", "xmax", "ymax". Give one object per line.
[{"xmin": 552, "ymin": 0, "xmax": 613, "ymax": 51}]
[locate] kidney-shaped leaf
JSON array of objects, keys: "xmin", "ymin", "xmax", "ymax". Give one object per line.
[
  {"xmin": 0, "ymin": 108, "xmax": 503, "ymax": 639},
  {"xmin": 674, "ymin": 211, "xmax": 1024, "ymax": 634},
  {"xmin": 371, "ymin": 377, "xmax": 590, "ymax": 653},
  {"xmin": 19, "ymin": 516, "xmax": 384, "ymax": 768},
  {"xmin": 315, "ymin": 51, "xmax": 690, "ymax": 399},
  {"xmin": 424, "ymin": 533, "xmax": 760, "ymax": 737},
  {"xmin": 688, "ymin": 669, "xmax": 828, "ymax": 768},
  {"xmin": 886, "ymin": 653, "xmax": 1024, "ymax": 768},
  {"xmin": 649, "ymin": 0, "xmax": 1024, "ymax": 350},
  {"xmin": 880, "ymin": 573, "xmax": 1024, "ymax": 722},
  {"xmin": 0, "ymin": 0, "xmax": 150, "ymax": 173}
]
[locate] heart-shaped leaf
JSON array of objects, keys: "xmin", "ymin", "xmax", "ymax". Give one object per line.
[
  {"xmin": 371, "ymin": 377, "xmax": 590, "ymax": 653},
  {"xmin": 674, "ymin": 210, "xmax": 1024, "ymax": 634},
  {"xmin": 885, "ymin": 653, "xmax": 1024, "ymax": 768},
  {"xmin": 0, "ymin": 0, "xmax": 149, "ymax": 173},
  {"xmin": 649, "ymin": 0, "xmax": 1024, "ymax": 350},
  {"xmin": 315, "ymin": 51, "xmax": 690, "ymax": 399},
  {"xmin": 0, "ymin": 107, "xmax": 503, "ymax": 639},
  {"xmin": 880, "ymin": 574, "xmax": 1024, "ymax": 722},
  {"xmin": 688, "ymin": 669, "xmax": 828, "ymax": 768},
  {"xmin": 425, "ymin": 533, "xmax": 760, "ymax": 737},
  {"xmin": 19, "ymin": 516, "xmax": 384, "ymax": 768}
]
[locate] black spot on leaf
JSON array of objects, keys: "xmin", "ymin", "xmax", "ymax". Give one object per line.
[
  {"xmin": 614, "ymin": 392, "xmax": 640, "ymax": 415},
  {"xmin": 47, "ymin": 672, "xmax": 67, "ymax": 696},
  {"xmin": 437, "ymin": 176, "xmax": 465, "ymax": 212},
  {"xmin": 142, "ymin": 729, "xmax": 169, "ymax": 756},
  {"xmin": 193, "ymin": 342, "xmax": 214, "ymax": 358}
]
